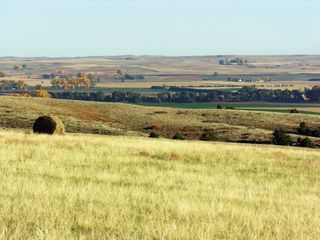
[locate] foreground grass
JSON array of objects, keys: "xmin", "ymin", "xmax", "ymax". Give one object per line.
[{"xmin": 0, "ymin": 130, "xmax": 319, "ymax": 239}]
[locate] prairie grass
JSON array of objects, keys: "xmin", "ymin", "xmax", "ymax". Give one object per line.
[{"xmin": 0, "ymin": 129, "xmax": 319, "ymax": 239}]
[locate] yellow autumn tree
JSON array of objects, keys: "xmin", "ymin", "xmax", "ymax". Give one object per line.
[{"xmin": 33, "ymin": 89, "xmax": 51, "ymax": 98}]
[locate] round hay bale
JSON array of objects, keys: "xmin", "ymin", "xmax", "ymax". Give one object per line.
[{"xmin": 33, "ymin": 116, "xmax": 65, "ymax": 135}]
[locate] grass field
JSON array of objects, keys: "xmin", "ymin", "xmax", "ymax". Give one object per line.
[{"xmin": 0, "ymin": 129, "xmax": 319, "ymax": 239}]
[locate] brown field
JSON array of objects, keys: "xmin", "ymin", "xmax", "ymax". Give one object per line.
[{"xmin": 1, "ymin": 55, "xmax": 320, "ymax": 75}]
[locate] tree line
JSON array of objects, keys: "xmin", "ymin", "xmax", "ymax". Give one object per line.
[{"xmin": 50, "ymin": 86, "xmax": 320, "ymax": 103}]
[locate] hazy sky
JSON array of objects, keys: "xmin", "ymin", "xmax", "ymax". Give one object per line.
[{"xmin": 0, "ymin": 0, "xmax": 319, "ymax": 57}]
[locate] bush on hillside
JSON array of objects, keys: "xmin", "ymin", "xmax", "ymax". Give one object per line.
[
  {"xmin": 297, "ymin": 122, "xmax": 320, "ymax": 137},
  {"xmin": 172, "ymin": 132, "xmax": 185, "ymax": 140},
  {"xmin": 200, "ymin": 131, "xmax": 217, "ymax": 141},
  {"xmin": 297, "ymin": 137, "xmax": 316, "ymax": 148},
  {"xmin": 297, "ymin": 122, "xmax": 309, "ymax": 135},
  {"xmin": 290, "ymin": 108, "xmax": 299, "ymax": 113},
  {"xmin": 272, "ymin": 129, "xmax": 292, "ymax": 146},
  {"xmin": 216, "ymin": 104, "xmax": 223, "ymax": 109},
  {"xmin": 149, "ymin": 132, "xmax": 159, "ymax": 138}
]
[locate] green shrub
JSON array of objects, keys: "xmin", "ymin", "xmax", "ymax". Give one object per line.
[
  {"xmin": 200, "ymin": 131, "xmax": 217, "ymax": 141},
  {"xmin": 217, "ymin": 104, "xmax": 222, "ymax": 109},
  {"xmin": 225, "ymin": 106, "xmax": 235, "ymax": 110},
  {"xmin": 298, "ymin": 137, "xmax": 316, "ymax": 148},
  {"xmin": 297, "ymin": 122, "xmax": 320, "ymax": 137},
  {"xmin": 149, "ymin": 132, "xmax": 159, "ymax": 138},
  {"xmin": 297, "ymin": 122, "xmax": 309, "ymax": 135},
  {"xmin": 272, "ymin": 129, "xmax": 292, "ymax": 146},
  {"xmin": 173, "ymin": 132, "xmax": 185, "ymax": 140}
]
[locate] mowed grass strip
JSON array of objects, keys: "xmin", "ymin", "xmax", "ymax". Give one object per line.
[{"xmin": 0, "ymin": 130, "xmax": 319, "ymax": 239}]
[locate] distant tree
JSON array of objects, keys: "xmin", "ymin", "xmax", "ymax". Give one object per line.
[
  {"xmin": 14, "ymin": 64, "xmax": 22, "ymax": 70},
  {"xmin": 15, "ymin": 80, "xmax": 27, "ymax": 90},
  {"xmin": 217, "ymin": 104, "xmax": 223, "ymax": 109},
  {"xmin": 116, "ymin": 69, "xmax": 125, "ymax": 82},
  {"xmin": 22, "ymin": 64, "xmax": 27, "ymax": 69},
  {"xmin": 57, "ymin": 69, "xmax": 65, "ymax": 75},
  {"xmin": 0, "ymin": 71, "xmax": 5, "ymax": 77},
  {"xmin": 117, "ymin": 69, "xmax": 124, "ymax": 76},
  {"xmin": 272, "ymin": 129, "xmax": 292, "ymax": 146},
  {"xmin": 33, "ymin": 89, "xmax": 51, "ymax": 98}
]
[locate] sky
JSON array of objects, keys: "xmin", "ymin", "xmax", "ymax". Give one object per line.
[{"xmin": 0, "ymin": 0, "xmax": 319, "ymax": 57}]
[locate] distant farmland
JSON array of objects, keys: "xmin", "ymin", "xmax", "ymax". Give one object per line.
[{"xmin": 138, "ymin": 102, "xmax": 320, "ymax": 115}]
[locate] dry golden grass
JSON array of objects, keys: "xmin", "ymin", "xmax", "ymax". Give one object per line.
[{"xmin": 0, "ymin": 129, "xmax": 319, "ymax": 239}]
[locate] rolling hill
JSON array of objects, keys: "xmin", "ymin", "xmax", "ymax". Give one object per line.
[{"xmin": 1, "ymin": 96, "xmax": 320, "ymax": 145}]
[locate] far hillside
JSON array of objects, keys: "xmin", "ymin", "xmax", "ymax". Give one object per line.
[{"xmin": 1, "ymin": 96, "xmax": 320, "ymax": 146}]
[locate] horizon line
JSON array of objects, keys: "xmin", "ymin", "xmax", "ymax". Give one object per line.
[{"xmin": 1, "ymin": 54, "xmax": 320, "ymax": 59}]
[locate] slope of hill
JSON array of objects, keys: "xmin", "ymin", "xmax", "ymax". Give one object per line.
[
  {"xmin": 0, "ymin": 129, "xmax": 319, "ymax": 239},
  {"xmin": 1, "ymin": 96, "xmax": 320, "ymax": 144}
]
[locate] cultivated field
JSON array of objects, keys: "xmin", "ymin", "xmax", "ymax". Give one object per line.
[
  {"xmin": 0, "ymin": 129, "xmax": 319, "ymax": 239},
  {"xmin": 1, "ymin": 55, "xmax": 320, "ymax": 91},
  {"xmin": 140, "ymin": 102, "xmax": 320, "ymax": 115}
]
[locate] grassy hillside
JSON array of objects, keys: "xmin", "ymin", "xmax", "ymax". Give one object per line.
[
  {"xmin": 0, "ymin": 130, "xmax": 319, "ymax": 239},
  {"xmin": 1, "ymin": 96, "xmax": 320, "ymax": 145}
]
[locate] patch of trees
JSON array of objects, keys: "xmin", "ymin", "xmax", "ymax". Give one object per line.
[
  {"xmin": 272, "ymin": 128, "xmax": 317, "ymax": 148},
  {"xmin": 219, "ymin": 58, "xmax": 248, "ymax": 66},
  {"xmin": 297, "ymin": 137, "xmax": 316, "ymax": 148},
  {"xmin": 51, "ymin": 72, "xmax": 100, "ymax": 90},
  {"xmin": 50, "ymin": 86, "xmax": 320, "ymax": 104},
  {"xmin": 155, "ymin": 87, "xmax": 307, "ymax": 103},
  {"xmin": 305, "ymin": 86, "xmax": 320, "ymax": 101},
  {"xmin": 271, "ymin": 123, "xmax": 320, "ymax": 148},
  {"xmin": 0, "ymin": 80, "xmax": 27, "ymax": 90},
  {"xmin": 10, "ymin": 89, "xmax": 51, "ymax": 98},
  {"xmin": 50, "ymin": 91, "xmax": 106, "ymax": 102}
]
